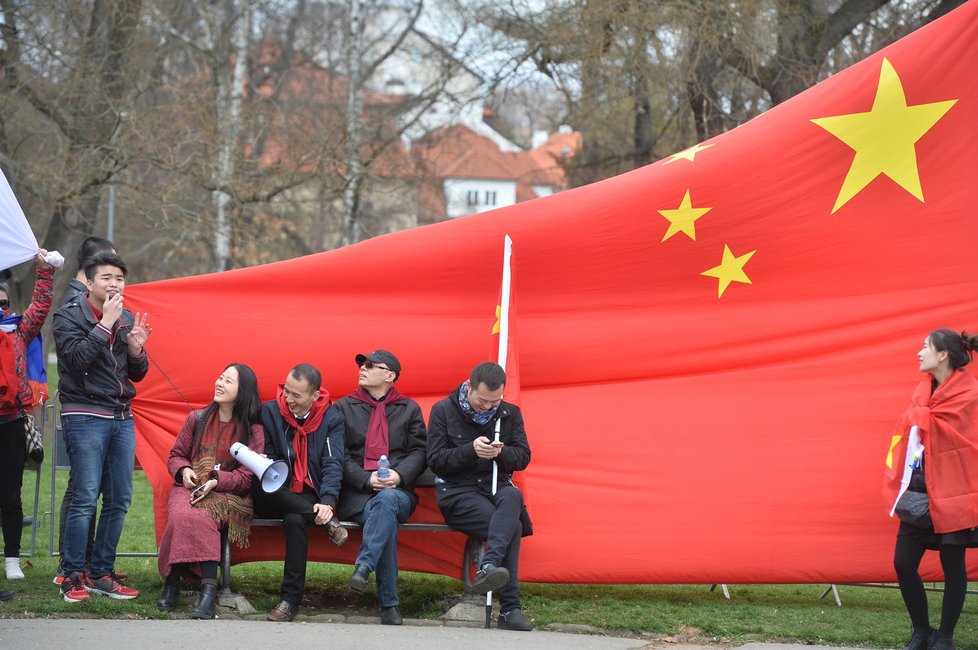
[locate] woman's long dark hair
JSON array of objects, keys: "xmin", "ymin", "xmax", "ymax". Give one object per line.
[{"xmin": 192, "ymin": 363, "xmax": 262, "ymax": 461}]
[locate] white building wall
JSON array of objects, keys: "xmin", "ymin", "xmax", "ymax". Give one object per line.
[{"xmin": 444, "ymin": 179, "xmax": 517, "ymax": 218}]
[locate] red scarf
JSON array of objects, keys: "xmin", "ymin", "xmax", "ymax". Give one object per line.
[
  {"xmin": 349, "ymin": 386, "xmax": 407, "ymax": 470},
  {"xmin": 276, "ymin": 385, "xmax": 330, "ymax": 493}
]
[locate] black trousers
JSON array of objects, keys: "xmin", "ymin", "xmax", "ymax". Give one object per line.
[
  {"xmin": 256, "ymin": 487, "xmax": 324, "ymax": 606},
  {"xmin": 438, "ymin": 484, "xmax": 524, "ymax": 613},
  {"xmin": 0, "ymin": 418, "xmax": 27, "ymax": 557},
  {"xmin": 894, "ymin": 530, "xmax": 968, "ymax": 636}
]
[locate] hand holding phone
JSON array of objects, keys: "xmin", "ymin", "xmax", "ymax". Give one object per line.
[{"xmin": 190, "ymin": 484, "xmax": 207, "ymax": 503}]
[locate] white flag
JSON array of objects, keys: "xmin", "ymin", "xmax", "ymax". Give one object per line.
[{"xmin": 0, "ymin": 167, "xmax": 38, "ymax": 270}]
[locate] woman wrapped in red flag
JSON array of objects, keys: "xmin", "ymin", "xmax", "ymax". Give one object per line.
[
  {"xmin": 0, "ymin": 251, "xmax": 54, "ymax": 591},
  {"xmin": 156, "ymin": 363, "xmax": 264, "ymax": 619},
  {"xmin": 885, "ymin": 330, "xmax": 978, "ymax": 650}
]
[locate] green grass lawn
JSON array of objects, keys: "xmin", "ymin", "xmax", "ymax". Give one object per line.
[{"xmin": 3, "ymin": 364, "xmax": 975, "ymax": 646}]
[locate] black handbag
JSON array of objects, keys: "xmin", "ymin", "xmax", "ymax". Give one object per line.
[
  {"xmin": 895, "ymin": 490, "xmax": 931, "ymax": 528},
  {"xmin": 24, "ymin": 412, "xmax": 44, "ymax": 467}
]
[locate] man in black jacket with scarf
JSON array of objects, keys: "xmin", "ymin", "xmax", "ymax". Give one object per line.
[
  {"xmin": 335, "ymin": 350, "xmax": 427, "ymax": 626},
  {"xmin": 257, "ymin": 363, "xmax": 345, "ymax": 622},
  {"xmin": 427, "ymin": 361, "xmax": 533, "ymax": 632}
]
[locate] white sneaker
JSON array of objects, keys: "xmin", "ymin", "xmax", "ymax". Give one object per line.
[{"xmin": 5, "ymin": 557, "xmax": 24, "ymax": 580}]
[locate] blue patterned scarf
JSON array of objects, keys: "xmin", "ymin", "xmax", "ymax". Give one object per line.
[{"xmin": 457, "ymin": 381, "xmax": 499, "ymax": 425}]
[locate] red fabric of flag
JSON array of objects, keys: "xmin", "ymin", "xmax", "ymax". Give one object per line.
[{"xmin": 126, "ymin": 2, "xmax": 978, "ymax": 583}]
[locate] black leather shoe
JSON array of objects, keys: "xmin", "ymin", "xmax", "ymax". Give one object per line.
[
  {"xmin": 498, "ymin": 608, "xmax": 534, "ymax": 631},
  {"xmin": 156, "ymin": 582, "xmax": 180, "ymax": 611},
  {"xmin": 267, "ymin": 600, "xmax": 297, "ymax": 622},
  {"xmin": 928, "ymin": 633, "xmax": 956, "ymax": 650},
  {"xmin": 904, "ymin": 629, "xmax": 933, "ymax": 650},
  {"xmin": 380, "ymin": 605, "xmax": 403, "ymax": 625},
  {"xmin": 0, "ymin": 590, "xmax": 14, "ymax": 602},
  {"xmin": 472, "ymin": 562, "xmax": 509, "ymax": 594},
  {"xmin": 348, "ymin": 564, "xmax": 370, "ymax": 594},
  {"xmin": 191, "ymin": 583, "xmax": 217, "ymax": 619}
]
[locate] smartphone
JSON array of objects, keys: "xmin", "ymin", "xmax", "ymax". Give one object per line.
[
  {"xmin": 191, "ymin": 485, "xmax": 206, "ymax": 502},
  {"xmin": 490, "ymin": 441, "xmax": 504, "ymax": 448}
]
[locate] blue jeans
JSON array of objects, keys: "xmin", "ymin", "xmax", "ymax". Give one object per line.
[
  {"xmin": 62, "ymin": 416, "xmax": 135, "ymax": 577},
  {"xmin": 353, "ymin": 489, "xmax": 412, "ymax": 607}
]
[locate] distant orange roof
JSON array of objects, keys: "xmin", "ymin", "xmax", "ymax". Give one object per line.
[{"xmin": 411, "ymin": 124, "xmax": 579, "ymax": 218}]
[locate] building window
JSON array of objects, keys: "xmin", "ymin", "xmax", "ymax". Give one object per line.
[
  {"xmin": 466, "ymin": 190, "xmax": 479, "ymax": 207},
  {"xmin": 485, "ymin": 191, "xmax": 497, "ymax": 206}
]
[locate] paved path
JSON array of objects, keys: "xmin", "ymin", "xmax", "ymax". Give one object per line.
[{"xmin": 0, "ymin": 619, "xmax": 871, "ymax": 650}]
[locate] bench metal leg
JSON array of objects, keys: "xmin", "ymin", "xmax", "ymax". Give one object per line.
[
  {"xmin": 462, "ymin": 537, "xmax": 486, "ymax": 594},
  {"xmin": 709, "ymin": 584, "xmax": 731, "ymax": 599},
  {"xmin": 220, "ymin": 528, "xmax": 232, "ymax": 596}
]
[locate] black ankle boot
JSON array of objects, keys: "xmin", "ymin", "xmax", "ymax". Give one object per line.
[
  {"xmin": 191, "ymin": 583, "xmax": 218, "ymax": 619},
  {"xmin": 156, "ymin": 582, "xmax": 180, "ymax": 612}
]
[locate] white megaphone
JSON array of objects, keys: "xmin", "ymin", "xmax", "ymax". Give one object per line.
[{"xmin": 230, "ymin": 442, "xmax": 289, "ymax": 493}]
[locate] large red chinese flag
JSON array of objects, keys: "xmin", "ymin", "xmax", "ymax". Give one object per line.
[{"xmin": 127, "ymin": 2, "xmax": 978, "ymax": 583}]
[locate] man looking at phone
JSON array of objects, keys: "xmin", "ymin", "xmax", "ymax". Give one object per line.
[
  {"xmin": 426, "ymin": 361, "xmax": 533, "ymax": 632},
  {"xmin": 53, "ymin": 251, "xmax": 152, "ymax": 602}
]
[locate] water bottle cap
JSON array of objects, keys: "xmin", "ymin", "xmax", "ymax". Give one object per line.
[{"xmin": 380, "ymin": 455, "xmax": 388, "ymax": 461}]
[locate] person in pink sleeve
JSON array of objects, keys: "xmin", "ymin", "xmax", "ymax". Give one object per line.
[{"xmin": 155, "ymin": 363, "xmax": 264, "ymax": 619}]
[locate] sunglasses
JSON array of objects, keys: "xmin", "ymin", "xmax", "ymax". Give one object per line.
[
  {"xmin": 0, "ymin": 299, "xmax": 9, "ymax": 310},
  {"xmin": 361, "ymin": 360, "xmax": 392, "ymax": 372}
]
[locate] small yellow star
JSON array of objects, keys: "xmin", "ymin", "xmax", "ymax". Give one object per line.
[
  {"xmin": 886, "ymin": 435, "xmax": 902, "ymax": 470},
  {"xmin": 658, "ymin": 189, "xmax": 712, "ymax": 242},
  {"xmin": 701, "ymin": 245, "xmax": 756, "ymax": 298},
  {"xmin": 664, "ymin": 143, "xmax": 713, "ymax": 164},
  {"xmin": 491, "ymin": 305, "xmax": 501, "ymax": 334},
  {"xmin": 811, "ymin": 58, "xmax": 956, "ymax": 214}
]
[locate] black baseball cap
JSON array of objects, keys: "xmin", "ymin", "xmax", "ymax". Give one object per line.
[{"xmin": 355, "ymin": 350, "xmax": 401, "ymax": 379}]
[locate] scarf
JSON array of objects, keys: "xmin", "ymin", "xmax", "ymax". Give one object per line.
[
  {"xmin": 457, "ymin": 381, "xmax": 498, "ymax": 426},
  {"xmin": 349, "ymin": 386, "xmax": 407, "ymax": 470},
  {"xmin": 884, "ymin": 368, "xmax": 978, "ymax": 532},
  {"xmin": 276, "ymin": 385, "xmax": 330, "ymax": 493},
  {"xmin": 190, "ymin": 411, "xmax": 253, "ymax": 548}
]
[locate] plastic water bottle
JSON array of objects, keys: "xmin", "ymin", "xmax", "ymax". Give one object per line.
[{"xmin": 377, "ymin": 455, "xmax": 391, "ymax": 479}]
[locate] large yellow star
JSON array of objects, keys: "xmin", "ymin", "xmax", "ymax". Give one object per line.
[
  {"xmin": 664, "ymin": 143, "xmax": 713, "ymax": 164},
  {"xmin": 811, "ymin": 58, "xmax": 956, "ymax": 214},
  {"xmin": 658, "ymin": 189, "xmax": 712, "ymax": 242},
  {"xmin": 701, "ymin": 245, "xmax": 756, "ymax": 298},
  {"xmin": 491, "ymin": 305, "xmax": 501, "ymax": 334}
]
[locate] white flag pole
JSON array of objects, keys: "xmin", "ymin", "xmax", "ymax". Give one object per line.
[{"xmin": 487, "ymin": 234, "xmax": 512, "ymax": 627}]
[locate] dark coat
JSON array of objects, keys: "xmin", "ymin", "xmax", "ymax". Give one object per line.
[
  {"xmin": 426, "ymin": 387, "xmax": 530, "ymax": 500},
  {"xmin": 52, "ymin": 292, "xmax": 148, "ymax": 417},
  {"xmin": 334, "ymin": 394, "xmax": 428, "ymax": 520},
  {"xmin": 259, "ymin": 400, "xmax": 345, "ymax": 508}
]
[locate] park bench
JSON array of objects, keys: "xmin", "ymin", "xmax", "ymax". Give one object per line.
[{"xmin": 219, "ymin": 471, "xmax": 485, "ymax": 596}]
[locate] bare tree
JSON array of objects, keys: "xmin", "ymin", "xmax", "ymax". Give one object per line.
[{"xmin": 0, "ymin": 0, "xmax": 146, "ymax": 300}]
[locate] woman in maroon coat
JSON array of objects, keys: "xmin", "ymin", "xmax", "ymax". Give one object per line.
[{"xmin": 156, "ymin": 363, "xmax": 264, "ymax": 619}]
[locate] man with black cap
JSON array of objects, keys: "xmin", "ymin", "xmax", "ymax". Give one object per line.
[{"xmin": 334, "ymin": 350, "xmax": 427, "ymax": 626}]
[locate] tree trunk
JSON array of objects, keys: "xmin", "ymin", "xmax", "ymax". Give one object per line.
[
  {"xmin": 212, "ymin": 0, "xmax": 250, "ymax": 271},
  {"xmin": 340, "ymin": 0, "xmax": 365, "ymax": 247}
]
